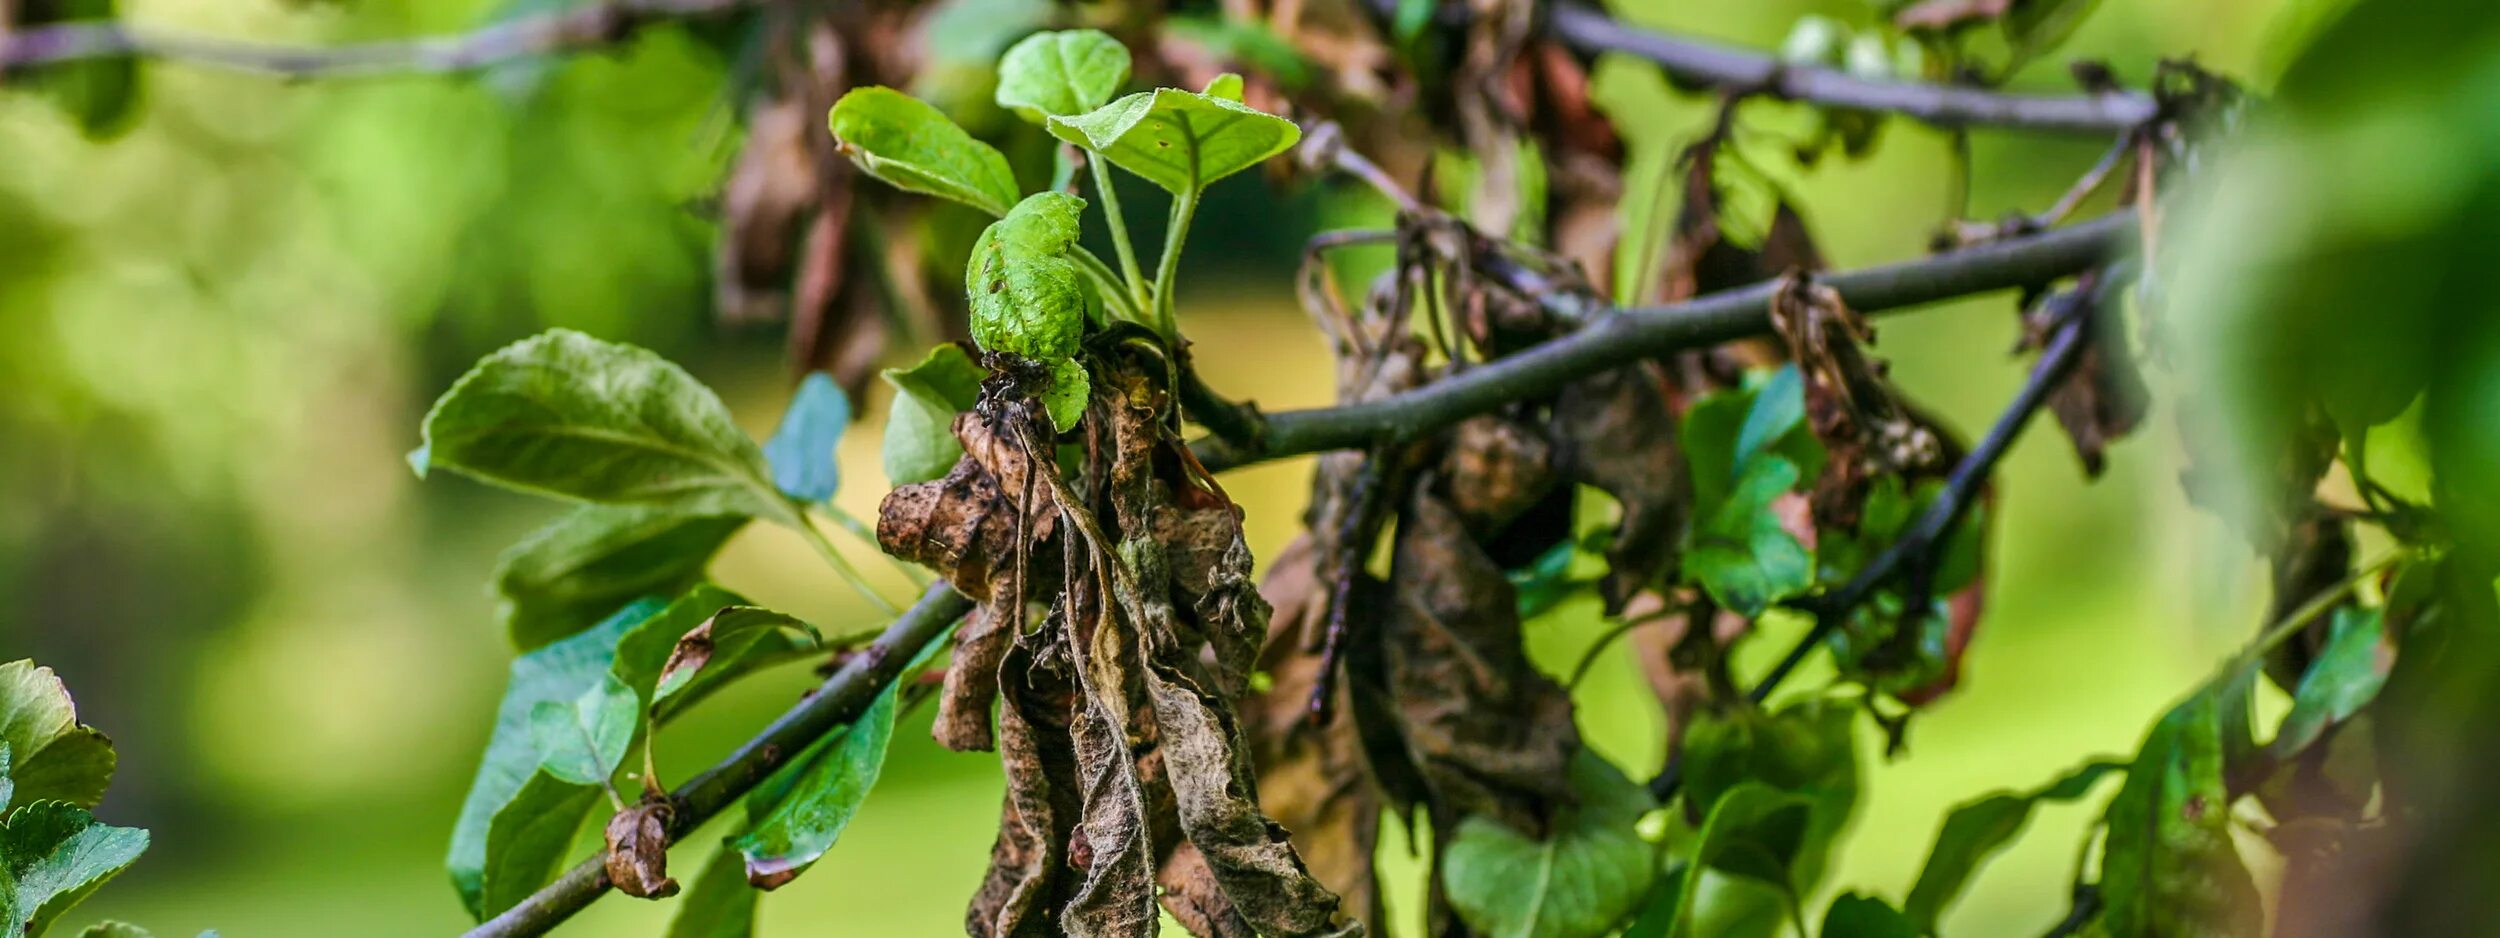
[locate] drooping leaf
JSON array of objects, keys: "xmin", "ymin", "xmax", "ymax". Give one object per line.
[
  {"xmin": 762, "ymin": 372, "xmax": 852, "ymax": 504},
  {"xmin": 994, "ymin": 29, "xmax": 1131, "ymax": 124},
  {"xmin": 666, "ymin": 844, "xmax": 760, "ymax": 938},
  {"xmin": 0, "ymin": 660, "xmax": 116, "ymax": 811},
  {"xmin": 493, "ymin": 505, "xmax": 747, "ymax": 651},
  {"xmin": 1046, "ymin": 85, "xmax": 1302, "ymax": 196},
  {"xmin": 732, "ymin": 623, "xmax": 952, "ymax": 888},
  {"xmin": 0, "ymin": 801, "xmax": 149, "ymax": 938},
  {"xmin": 529, "ymin": 673, "xmax": 639, "ymax": 787},
  {"xmin": 653, "ymin": 606, "xmax": 823, "ymax": 706},
  {"xmin": 1444, "ymin": 752, "xmax": 1659, "ymax": 938},
  {"xmin": 1903, "ymin": 760, "xmax": 2124, "ymax": 932},
  {"xmin": 2093, "ymin": 683, "xmax": 2263, "ymax": 937},
  {"xmin": 828, "ymin": 87, "xmax": 1021, "ymax": 217},
  {"xmin": 413, "ymin": 329, "xmax": 785, "ymax": 520},
  {"xmin": 1819, "ymin": 893, "xmax": 1919, "ymax": 938},
  {"xmin": 881, "ymin": 343, "xmax": 987, "ymax": 485},
  {"xmin": 2271, "ymin": 605, "xmax": 2391, "ymax": 759},
  {"xmin": 477, "ymin": 770, "xmax": 603, "ymax": 921}
]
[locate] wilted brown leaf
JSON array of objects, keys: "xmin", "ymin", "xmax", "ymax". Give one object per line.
[
  {"xmin": 1552, "ymin": 363, "xmax": 1690, "ymax": 613},
  {"xmin": 878, "ymin": 415, "xmax": 1060, "ymax": 603},
  {"xmin": 2024, "ymin": 282, "xmax": 2149, "ymax": 477},
  {"xmin": 604, "ymin": 801, "xmax": 680, "ymax": 900},
  {"xmin": 1769, "ymin": 274, "xmax": 1951, "ymax": 529},
  {"xmin": 1249, "ymin": 543, "xmax": 1385, "ymax": 933},
  {"xmin": 935, "ymin": 599, "xmax": 1014, "ymax": 752}
]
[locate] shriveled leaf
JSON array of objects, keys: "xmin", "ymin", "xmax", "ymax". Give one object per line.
[
  {"xmin": 0, "ymin": 801, "xmax": 148, "ymax": 938},
  {"xmin": 1552, "ymin": 362, "xmax": 1688, "ymax": 613},
  {"xmin": 967, "ymin": 192, "xmax": 1091, "ymax": 362},
  {"xmin": 882, "ymin": 343, "xmax": 987, "ymax": 486},
  {"xmin": 1820, "ymin": 893, "xmax": 1918, "ymax": 938},
  {"xmin": 2094, "ymin": 682, "xmax": 2263, "ymax": 937},
  {"xmin": 878, "ymin": 415, "xmax": 1060, "ymax": 602},
  {"xmin": 1903, "ymin": 760, "xmax": 2124, "ymax": 932},
  {"xmin": 492, "ymin": 506, "xmax": 747, "ymax": 651},
  {"xmin": 828, "ymin": 87, "xmax": 1021, "ymax": 217},
  {"xmin": 763, "ymin": 372, "xmax": 852, "ymax": 504},
  {"xmin": 1445, "ymin": 752, "xmax": 1659, "ymax": 938},
  {"xmin": 933, "ymin": 600, "xmax": 1013, "ymax": 753},
  {"xmin": 733, "ymin": 623, "xmax": 952, "ymax": 888},
  {"xmin": 529, "ymin": 673, "xmax": 638, "ymax": 786},
  {"xmin": 653, "ymin": 607, "xmax": 821, "ymax": 706},
  {"xmin": 1248, "ymin": 546, "xmax": 1383, "ymax": 930},
  {"xmin": 0, "ymin": 660, "xmax": 116, "ymax": 811},
  {"xmin": 2271, "ymin": 606, "xmax": 2391, "ymax": 759},
  {"xmin": 666, "ymin": 843, "xmax": 759, "ymax": 938},
  {"xmin": 605, "ymin": 800, "xmax": 681, "ymax": 899},
  {"xmin": 995, "ymin": 29, "xmax": 1132, "ymax": 124},
  {"xmin": 1046, "ymin": 86, "xmax": 1302, "ymax": 196},
  {"xmin": 413, "ymin": 329, "xmax": 783, "ymax": 519},
  {"xmin": 479, "ymin": 770, "xmax": 602, "ymax": 920}
]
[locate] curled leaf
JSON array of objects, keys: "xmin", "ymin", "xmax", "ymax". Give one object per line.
[{"xmin": 605, "ymin": 800, "xmax": 681, "ymax": 899}]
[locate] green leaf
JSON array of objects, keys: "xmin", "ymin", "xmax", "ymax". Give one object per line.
[
  {"xmin": 1820, "ymin": 893, "xmax": 1917, "ymax": 938},
  {"xmin": 414, "ymin": 329, "xmax": 784, "ymax": 520},
  {"xmin": 0, "ymin": 801, "xmax": 149, "ymax": 938},
  {"xmin": 2004, "ymin": 0, "xmax": 2103, "ymax": 61},
  {"xmin": 529, "ymin": 673, "xmax": 638, "ymax": 787},
  {"xmin": 78, "ymin": 922, "xmax": 154, "ymax": 938},
  {"xmin": 2272, "ymin": 606, "xmax": 2391, "ymax": 758},
  {"xmin": 493, "ymin": 505, "xmax": 747, "ymax": 651},
  {"xmin": 477, "ymin": 770, "xmax": 602, "ymax": 921},
  {"xmin": 1046, "ymin": 86, "xmax": 1302, "ymax": 197},
  {"xmin": 881, "ymin": 344, "xmax": 986, "ymax": 485},
  {"xmin": 0, "ymin": 660, "xmax": 116, "ymax": 812},
  {"xmin": 967, "ymin": 192, "xmax": 1091, "ymax": 360},
  {"xmin": 653, "ymin": 606, "xmax": 823, "ymax": 707},
  {"xmin": 731, "ymin": 624, "xmax": 952, "ymax": 888},
  {"xmin": 828, "ymin": 87, "xmax": 1021, "ymax": 217},
  {"xmin": 1444, "ymin": 752, "xmax": 1659, "ymax": 938},
  {"xmin": 994, "ymin": 29, "xmax": 1131, "ymax": 124},
  {"xmin": 763, "ymin": 372, "xmax": 852, "ymax": 504},
  {"xmin": 2093, "ymin": 684, "xmax": 2263, "ymax": 937},
  {"xmin": 1665, "ymin": 784, "xmax": 1816, "ymax": 938},
  {"xmin": 1677, "ymin": 700, "xmax": 1858, "ymax": 895},
  {"xmin": 1902, "ymin": 760, "xmax": 2124, "ymax": 932},
  {"xmin": 665, "ymin": 844, "xmax": 760, "ymax": 938},
  {"xmin": 1040, "ymin": 358, "xmax": 1091, "ymax": 433},
  {"xmin": 0, "ymin": 746, "xmax": 14, "ymax": 811},
  {"xmin": 1687, "ymin": 455, "xmax": 1814, "ymax": 616},
  {"xmin": 1732, "ymin": 365, "xmax": 1805, "ymax": 471},
  {"xmin": 1508, "ymin": 538, "xmax": 1588, "ymax": 619}
]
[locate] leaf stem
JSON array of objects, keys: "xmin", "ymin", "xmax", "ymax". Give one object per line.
[
  {"xmin": 789, "ymin": 510, "xmax": 901, "ymax": 616},
  {"xmin": 1152, "ymin": 187, "xmax": 1202, "ymax": 341},
  {"xmin": 1089, "ymin": 157, "xmax": 1154, "ymax": 314},
  {"xmin": 1072, "ymin": 247, "xmax": 1146, "ymax": 325}
]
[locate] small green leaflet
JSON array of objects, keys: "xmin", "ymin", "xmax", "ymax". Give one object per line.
[
  {"xmin": 478, "ymin": 770, "xmax": 604, "ymax": 921},
  {"xmin": 1818, "ymin": 893, "xmax": 1918, "ymax": 938},
  {"xmin": 732, "ymin": 623, "xmax": 954, "ymax": 888},
  {"xmin": 1, "ymin": 801, "xmax": 150, "ymax": 938},
  {"xmin": 1444, "ymin": 751, "xmax": 1658, "ymax": 938},
  {"xmin": 1047, "ymin": 80, "xmax": 1302, "ymax": 197},
  {"xmin": 2092, "ymin": 681, "xmax": 2263, "ymax": 937},
  {"xmin": 828, "ymin": 87, "xmax": 1021, "ymax": 217},
  {"xmin": 1902, "ymin": 759, "xmax": 2124, "ymax": 932},
  {"xmin": 528, "ymin": 673, "xmax": 638, "ymax": 787},
  {"xmin": 994, "ymin": 29, "xmax": 1131, "ymax": 124},
  {"xmin": 493, "ymin": 506, "xmax": 747, "ymax": 651},
  {"xmin": 665, "ymin": 843, "xmax": 761, "ymax": 938},
  {"xmin": 882, "ymin": 343, "xmax": 986, "ymax": 485},
  {"xmin": 412, "ymin": 329, "xmax": 784, "ymax": 520},
  {"xmin": 0, "ymin": 660, "xmax": 117, "ymax": 812},
  {"xmin": 762, "ymin": 372, "xmax": 852, "ymax": 504},
  {"xmin": 966, "ymin": 193, "xmax": 1095, "ymax": 431},
  {"xmin": 2271, "ymin": 605, "xmax": 2390, "ymax": 759}
]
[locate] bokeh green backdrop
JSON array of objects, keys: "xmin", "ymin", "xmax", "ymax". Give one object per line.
[{"xmin": 0, "ymin": 0, "xmax": 2335, "ymax": 934}]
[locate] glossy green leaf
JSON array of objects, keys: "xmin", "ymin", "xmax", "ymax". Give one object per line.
[
  {"xmin": 881, "ymin": 343, "xmax": 986, "ymax": 485},
  {"xmin": 0, "ymin": 660, "xmax": 116, "ymax": 812},
  {"xmin": 0, "ymin": 801, "xmax": 149, "ymax": 938},
  {"xmin": 477, "ymin": 770, "xmax": 602, "ymax": 921},
  {"xmin": 529, "ymin": 673, "xmax": 638, "ymax": 786},
  {"xmin": 731, "ymin": 624, "xmax": 951, "ymax": 888},
  {"xmin": 763, "ymin": 372, "xmax": 851, "ymax": 504},
  {"xmin": 413, "ymin": 329, "xmax": 784, "ymax": 520},
  {"xmin": 493, "ymin": 505, "xmax": 747, "ymax": 651},
  {"xmin": 665, "ymin": 844, "xmax": 760, "ymax": 938},
  {"xmin": 1902, "ymin": 760, "xmax": 2124, "ymax": 932},
  {"xmin": 1665, "ymin": 784, "xmax": 1815, "ymax": 938},
  {"xmin": 994, "ymin": 29, "xmax": 1131, "ymax": 124},
  {"xmin": 1445, "ymin": 752, "xmax": 1659, "ymax": 938},
  {"xmin": 1687, "ymin": 454, "xmax": 1813, "ymax": 616},
  {"xmin": 828, "ymin": 87, "xmax": 1021, "ymax": 217},
  {"xmin": 652, "ymin": 606, "xmax": 822, "ymax": 707},
  {"xmin": 2272, "ymin": 606, "xmax": 2391, "ymax": 758},
  {"xmin": 1820, "ymin": 893, "xmax": 1917, "ymax": 938},
  {"xmin": 2093, "ymin": 684, "xmax": 2262, "ymax": 937},
  {"xmin": 1046, "ymin": 85, "xmax": 1302, "ymax": 196}
]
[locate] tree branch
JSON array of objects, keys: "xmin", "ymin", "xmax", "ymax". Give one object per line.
[
  {"xmin": 464, "ymin": 583, "xmax": 973, "ymax": 938},
  {"xmin": 0, "ymin": 0, "xmax": 755, "ymax": 76},
  {"xmin": 1541, "ymin": 3, "xmax": 2155, "ymax": 134},
  {"xmin": 1195, "ymin": 212, "xmax": 2131, "ymax": 471}
]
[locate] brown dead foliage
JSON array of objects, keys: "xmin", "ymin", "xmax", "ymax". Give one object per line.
[
  {"xmin": 1769, "ymin": 274, "xmax": 1953, "ymax": 530},
  {"xmin": 603, "ymin": 800, "xmax": 680, "ymax": 899}
]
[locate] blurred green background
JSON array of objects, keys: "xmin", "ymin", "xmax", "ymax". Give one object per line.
[{"xmin": 0, "ymin": 0, "xmax": 2340, "ymax": 934}]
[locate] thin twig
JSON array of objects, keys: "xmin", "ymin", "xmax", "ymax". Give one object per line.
[{"xmin": 0, "ymin": 0, "xmax": 753, "ymax": 76}]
